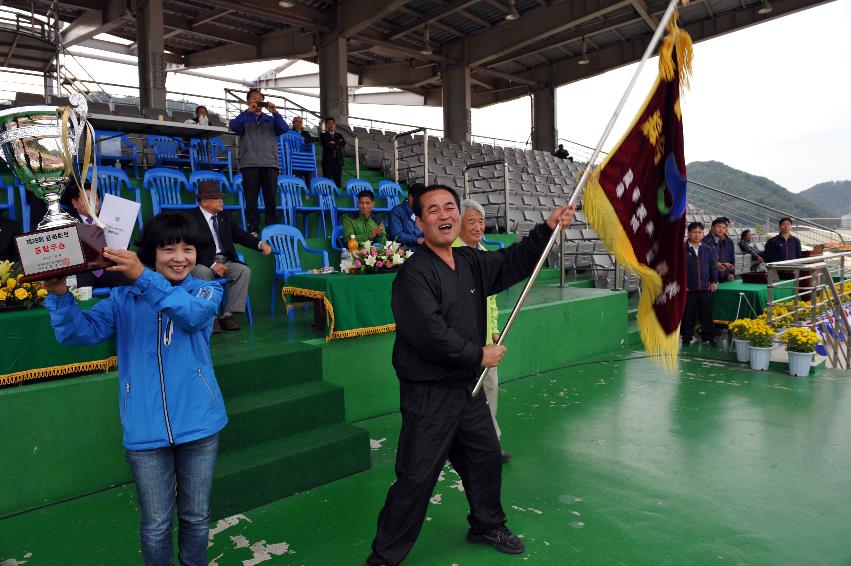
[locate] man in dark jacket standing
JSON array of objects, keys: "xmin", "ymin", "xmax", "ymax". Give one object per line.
[
  {"xmin": 229, "ymin": 88, "xmax": 288, "ymax": 237},
  {"xmin": 704, "ymin": 217, "xmax": 735, "ymax": 281},
  {"xmin": 188, "ymin": 181, "xmax": 271, "ymax": 332},
  {"xmin": 682, "ymin": 222, "xmax": 718, "ymax": 347},
  {"xmin": 366, "ymin": 184, "xmax": 575, "ymax": 565},
  {"xmin": 319, "ymin": 116, "xmax": 345, "ymax": 187},
  {"xmin": 763, "ymin": 217, "xmax": 802, "ymax": 279}
]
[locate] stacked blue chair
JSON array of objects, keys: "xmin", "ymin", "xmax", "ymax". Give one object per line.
[
  {"xmin": 143, "ymin": 168, "xmax": 194, "ymax": 216},
  {"xmin": 189, "ymin": 170, "xmax": 246, "ymax": 229},
  {"xmin": 276, "ymin": 175, "xmax": 308, "ymax": 227},
  {"xmin": 190, "ymin": 138, "xmax": 233, "ymax": 181},
  {"xmin": 279, "ymin": 131, "xmax": 317, "ymax": 177},
  {"xmin": 377, "ymin": 180, "xmax": 406, "ymax": 209},
  {"xmin": 296, "ymin": 177, "xmax": 338, "ymax": 238},
  {"xmin": 95, "ymin": 131, "xmax": 139, "ymax": 178},
  {"xmin": 147, "ymin": 135, "xmax": 191, "ymax": 168},
  {"xmin": 277, "ymin": 135, "xmax": 290, "ymax": 174},
  {"xmin": 261, "ymin": 224, "xmax": 329, "ymax": 316},
  {"xmin": 86, "ymin": 166, "xmax": 143, "ymax": 230}
]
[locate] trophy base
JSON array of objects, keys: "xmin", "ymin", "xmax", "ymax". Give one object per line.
[{"xmin": 15, "ymin": 223, "xmax": 114, "ymax": 283}]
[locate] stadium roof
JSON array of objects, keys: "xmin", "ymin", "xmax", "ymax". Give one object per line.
[{"xmin": 27, "ymin": 0, "xmax": 830, "ymax": 107}]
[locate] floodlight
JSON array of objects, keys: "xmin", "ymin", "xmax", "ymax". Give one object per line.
[
  {"xmin": 757, "ymin": 0, "xmax": 773, "ymax": 14},
  {"xmin": 505, "ymin": 0, "xmax": 520, "ymax": 21}
]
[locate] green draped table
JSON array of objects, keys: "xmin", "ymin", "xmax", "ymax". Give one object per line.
[
  {"xmin": 283, "ymin": 272, "xmax": 398, "ymax": 340},
  {"xmin": 0, "ymin": 300, "xmax": 117, "ymax": 386},
  {"xmin": 712, "ymin": 280, "xmax": 797, "ymax": 323}
]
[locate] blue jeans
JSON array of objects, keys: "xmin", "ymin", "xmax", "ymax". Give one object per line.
[{"xmin": 126, "ymin": 433, "xmax": 219, "ymax": 566}]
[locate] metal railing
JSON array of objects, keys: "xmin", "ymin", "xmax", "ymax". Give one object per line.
[
  {"xmin": 688, "ymin": 179, "xmax": 846, "ymax": 248},
  {"xmin": 463, "ymin": 159, "xmax": 509, "ymax": 234},
  {"xmin": 765, "ymin": 251, "xmax": 851, "ymax": 369},
  {"xmin": 393, "ymin": 127, "xmax": 428, "ymax": 185}
]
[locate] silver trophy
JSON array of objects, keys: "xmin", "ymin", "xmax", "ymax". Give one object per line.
[{"xmin": 0, "ymin": 92, "xmax": 110, "ymax": 282}]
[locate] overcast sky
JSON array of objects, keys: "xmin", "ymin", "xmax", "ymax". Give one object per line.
[{"xmin": 3, "ymin": 0, "xmax": 848, "ymax": 193}]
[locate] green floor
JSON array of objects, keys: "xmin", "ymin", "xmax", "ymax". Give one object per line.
[{"xmin": 1, "ymin": 348, "xmax": 849, "ymax": 565}]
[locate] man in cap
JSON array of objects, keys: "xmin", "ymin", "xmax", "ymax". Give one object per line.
[{"xmin": 186, "ymin": 181, "xmax": 271, "ymax": 332}]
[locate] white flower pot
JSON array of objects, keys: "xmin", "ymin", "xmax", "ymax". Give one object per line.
[
  {"xmin": 733, "ymin": 339, "xmax": 750, "ymax": 363},
  {"xmin": 748, "ymin": 346, "xmax": 772, "ymax": 371},
  {"xmin": 787, "ymin": 351, "xmax": 814, "ymax": 377}
]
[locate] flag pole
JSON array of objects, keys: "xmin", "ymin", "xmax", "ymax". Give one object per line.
[{"xmin": 472, "ymin": 0, "xmax": 683, "ymax": 397}]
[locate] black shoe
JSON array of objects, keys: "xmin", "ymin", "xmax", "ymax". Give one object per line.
[
  {"xmin": 500, "ymin": 451, "xmax": 512, "ymax": 463},
  {"xmin": 467, "ymin": 527, "xmax": 525, "ymax": 554},
  {"xmin": 220, "ymin": 315, "xmax": 241, "ymax": 331},
  {"xmin": 703, "ymin": 338, "xmax": 717, "ymax": 347},
  {"xmin": 212, "ymin": 318, "xmax": 222, "ymax": 334}
]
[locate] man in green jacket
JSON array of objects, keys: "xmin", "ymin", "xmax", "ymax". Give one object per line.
[
  {"xmin": 343, "ymin": 189, "xmax": 386, "ymax": 245},
  {"xmin": 453, "ymin": 198, "xmax": 510, "ymax": 463}
]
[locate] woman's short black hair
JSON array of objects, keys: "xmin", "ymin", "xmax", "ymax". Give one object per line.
[
  {"xmin": 136, "ymin": 212, "xmax": 206, "ymax": 268},
  {"xmin": 741, "ymin": 229, "xmax": 751, "ymax": 238},
  {"xmin": 687, "ymin": 221, "xmax": 704, "ymax": 232},
  {"xmin": 412, "ymin": 184, "xmax": 460, "ymax": 218},
  {"xmin": 356, "ymin": 189, "xmax": 375, "ymax": 201}
]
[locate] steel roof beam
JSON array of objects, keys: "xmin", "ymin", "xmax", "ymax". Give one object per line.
[
  {"xmin": 336, "ymin": 0, "xmax": 410, "ymax": 38},
  {"xmin": 182, "ymin": 28, "xmax": 314, "ymax": 68},
  {"xmin": 60, "ymin": 0, "xmax": 127, "ymax": 48},
  {"xmin": 386, "ymin": 0, "xmax": 480, "ymax": 41}
]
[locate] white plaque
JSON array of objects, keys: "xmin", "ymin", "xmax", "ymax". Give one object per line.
[
  {"xmin": 100, "ymin": 193, "xmax": 141, "ymax": 250},
  {"xmin": 16, "ymin": 227, "xmax": 86, "ymax": 276}
]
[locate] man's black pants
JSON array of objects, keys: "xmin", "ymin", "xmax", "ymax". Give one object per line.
[
  {"xmin": 681, "ymin": 289, "xmax": 715, "ymax": 342},
  {"xmin": 366, "ymin": 382, "xmax": 506, "ymax": 565},
  {"xmin": 242, "ymin": 166, "xmax": 278, "ymax": 233},
  {"xmin": 323, "ymin": 161, "xmax": 342, "ymax": 188}
]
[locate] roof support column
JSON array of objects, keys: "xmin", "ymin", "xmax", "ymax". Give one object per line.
[
  {"xmin": 136, "ymin": 0, "xmax": 167, "ymax": 110},
  {"xmin": 442, "ymin": 64, "xmax": 471, "ymax": 143},
  {"xmin": 531, "ymin": 84, "xmax": 557, "ymax": 153},
  {"xmin": 319, "ymin": 36, "xmax": 349, "ymax": 126}
]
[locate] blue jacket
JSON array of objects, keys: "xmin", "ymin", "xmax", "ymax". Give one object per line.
[
  {"xmin": 228, "ymin": 110, "xmax": 288, "ymax": 169},
  {"xmin": 703, "ymin": 234, "xmax": 735, "ymax": 279},
  {"xmin": 45, "ymin": 270, "xmax": 228, "ymax": 450},
  {"xmin": 387, "ymin": 202, "xmax": 422, "ymax": 247},
  {"xmin": 685, "ymin": 242, "xmax": 718, "ymax": 291}
]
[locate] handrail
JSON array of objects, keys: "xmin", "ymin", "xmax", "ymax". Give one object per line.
[
  {"xmin": 462, "ymin": 159, "xmax": 509, "ymax": 234},
  {"xmin": 688, "ymin": 179, "xmax": 845, "ymax": 243}
]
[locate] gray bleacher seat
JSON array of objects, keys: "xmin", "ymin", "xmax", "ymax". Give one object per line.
[
  {"xmin": 15, "ymin": 92, "xmax": 45, "ymax": 105},
  {"xmin": 143, "ymin": 107, "xmax": 170, "ymax": 119},
  {"xmin": 364, "ymin": 149, "xmax": 383, "ymax": 169},
  {"xmin": 581, "ymin": 228, "xmax": 598, "ymax": 240},
  {"xmin": 113, "ymin": 104, "xmax": 143, "ymax": 117},
  {"xmin": 171, "ymin": 110, "xmax": 195, "ymax": 122},
  {"xmin": 87, "ymin": 101, "xmax": 112, "ymax": 114},
  {"xmin": 575, "ymin": 241, "xmax": 595, "ymax": 269},
  {"xmin": 593, "ymin": 254, "xmax": 615, "ymax": 289}
]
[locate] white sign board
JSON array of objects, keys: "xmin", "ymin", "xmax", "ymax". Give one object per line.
[
  {"xmin": 99, "ymin": 193, "xmax": 140, "ymax": 250},
  {"xmin": 16, "ymin": 227, "xmax": 85, "ymax": 276}
]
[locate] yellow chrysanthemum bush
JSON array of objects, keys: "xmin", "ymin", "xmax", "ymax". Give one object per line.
[
  {"xmin": 781, "ymin": 327, "xmax": 820, "ymax": 353},
  {"xmin": 0, "ymin": 260, "xmax": 46, "ymax": 310}
]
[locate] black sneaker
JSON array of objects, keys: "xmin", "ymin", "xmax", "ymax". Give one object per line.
[
  {"xmin": 703, "ymin": 338, "xmax": 717, "ymax": 347},
  {"xmin": 467, "ymin": 527, "xmax": 525, "ymax": 554}
]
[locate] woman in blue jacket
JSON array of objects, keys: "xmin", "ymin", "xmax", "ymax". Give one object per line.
[{"xmin": 43, "ymin": 212, "xmax": 227, "ymax": 566}]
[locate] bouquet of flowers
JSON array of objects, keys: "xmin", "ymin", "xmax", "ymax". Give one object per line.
[
  {"xmin": 781, "ymin": 327, "xmax": 820, "ymax": 353},
  {"xmin": 0, "ymin": 260, "xmax": 47, "ymax": 310},
  {"xmin": 341, "ymin": 240, "xmax": 413, "ymax": 274}
]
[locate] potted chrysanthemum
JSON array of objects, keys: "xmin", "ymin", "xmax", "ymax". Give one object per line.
[
  {"xmin": 781, "ymin": 327, "xmax": 819, "ymax": 377},
  {"xmin": 728, "ymin": 318, "xmax": 752, "ymax": 363},
  {"xmin": 747, "ymin": 319, "xmax": 775, "ymax": 371}
]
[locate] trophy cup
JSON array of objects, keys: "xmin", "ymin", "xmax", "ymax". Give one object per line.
[{"xmin": 0, "ymin": 92, "xmax": 111, "ymax": 282}]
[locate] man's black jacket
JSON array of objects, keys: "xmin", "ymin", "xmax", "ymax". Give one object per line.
[
  {"xmin": 184, "ymin": 207, "xmax": 261, "ymax": 268},
  {"xmin": 391, "ymin": 222, "xmax": 553, "ymax": 387}
]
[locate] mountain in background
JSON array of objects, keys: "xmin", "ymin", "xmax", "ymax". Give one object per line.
[
  {"xmin": 799, "ymin": 181, "xmax": 851, "ymax": 217},
  {"xmin": 686, "ymin": 161, "xmax": 832, "ymax": 222}
]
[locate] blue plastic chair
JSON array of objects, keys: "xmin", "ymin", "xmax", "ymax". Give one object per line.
[
  {"xmin": 143, "ymin": 168, "xmax": 194, "ymax": 215},
  {"xmin": 86, "ymin": 166, "xmax": 143, "ymax": 230},
  {"xmin": 95, "ymin": 131, "xmax": 139, "ymax": 178},
  {"xmin": 277, "ymin": 175, "xmax": 307, "ymax": 227},
  {"xmin": 147, "ymin": 135, "xmax": 191, "ymax": 168},
  {"xmin": 0, "ymin": 184, "xmax": 16, "ymax": 221},
  {"xmin": 378, "ymin": 180, "xmax": 406, "ymax": 209},
  {"xmin": 482, "ymin": 237, "xmax": 505, "ymax": 250},
  {"xmin": 330, "ymin": 224, "xmax": 345, "ymax": 252},
  {"xmin": 16, "ymin": 183, "xmax": 30, "ymax": 231},
  {"xmin": 190, "ymin": 138, "xmax": 233, "ymax": 181},
  {"xmin": 279, "ymin": 131, "xmax": 317, "ymax": 177},
  {"xmin": 295, "ymin": 177, "xmax": 338, "ymax": 238},
  {"xmin": 261, "ymin": 224, "xmax": 329, "ymax": 316},
  {"xmin": 189, "ymin": 170, "xmax": 246, "ymax": 229}
]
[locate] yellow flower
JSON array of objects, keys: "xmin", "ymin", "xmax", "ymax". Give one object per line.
[
  {"xmin": 37, "ymin": 288, "xmax": 48, "ymax": 298},
  {"xmin": 23, "ymin": 282, "xmax": 30, "ymax": 289},
  {"xmin": 0, "ymin": 289, "xmax": 6, "ymax": 301},
  {"xmin": 6, "ymin": 277, "xmax": 16, "ymax": 290},
  {"xmin": 14, "ymin": 288, "xmax": 28, "ymax": 300}
]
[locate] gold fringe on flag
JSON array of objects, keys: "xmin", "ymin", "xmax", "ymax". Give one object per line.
[{"xmin": 0, "ymin": 356, "xmax": 118, "ymax": 387}]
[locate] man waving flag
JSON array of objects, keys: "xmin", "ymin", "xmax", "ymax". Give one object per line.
[{"xmin": 585, "ymin": 15, "xmax": 693, "ymax": 366}]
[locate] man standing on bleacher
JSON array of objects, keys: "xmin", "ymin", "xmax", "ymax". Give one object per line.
[
  {"xmin": 188, "ymin": 182, "xmax": 272, "ymax": 333},
  {"xmin": 228, "ymin": 88, "xmax": 288, "ymax": 238}
]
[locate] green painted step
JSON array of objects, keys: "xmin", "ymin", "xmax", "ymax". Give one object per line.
[
  {"xmin": 220, "ymin": 380, "xmax": 345, "ymax": 450},
  {"xmin": 214, "ymin": 343, "xmax": 323, "ymax": 396},
  {"xmin": 212, "ymin": 423, "xmax": 370, "ymax": 520}
]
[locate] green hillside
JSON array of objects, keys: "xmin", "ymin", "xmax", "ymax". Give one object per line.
[
  {"xmin": 799, "ymin": 180, "xmax": 851, "ymax": 217},
  {"xmin": 687, "ymin": 161, "xmax": 831, "ymax": 221}
]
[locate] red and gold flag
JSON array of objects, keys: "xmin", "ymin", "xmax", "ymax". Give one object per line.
[{"xmin": 585, "ymin": 16, "xmax": 693, "ymax": 366}]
